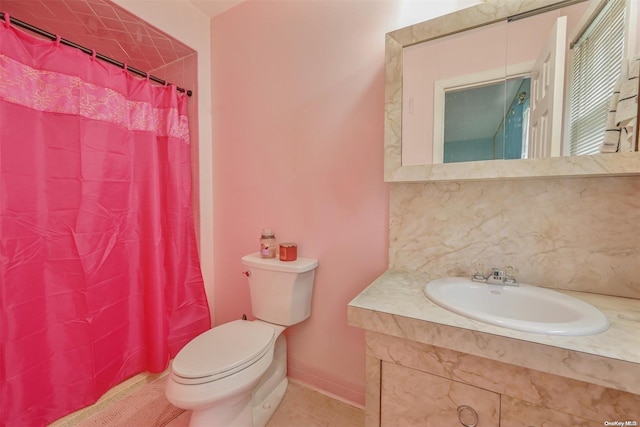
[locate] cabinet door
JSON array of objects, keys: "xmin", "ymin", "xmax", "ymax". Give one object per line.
[
  {"xmin": 501, "ymin": 395, "xmax": 602, "ymax": 426},
  {"xmin": 380, "ymin": 361, "xmax": 500, "ymax": 427}
]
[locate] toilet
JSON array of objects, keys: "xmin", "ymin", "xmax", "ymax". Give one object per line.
[{"xmin": 165, "ymin": 252, "xmax": 318, "ymax": 427}]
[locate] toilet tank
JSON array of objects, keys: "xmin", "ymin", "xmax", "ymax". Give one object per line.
[{"xmin": 241, "ymin": 253, "xmax": 318, "ymax": 326}]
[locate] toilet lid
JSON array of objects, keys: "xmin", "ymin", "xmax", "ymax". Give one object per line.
[{"xmin": 172, "ymin": 320, "xmax": 275, "ymax": 384}]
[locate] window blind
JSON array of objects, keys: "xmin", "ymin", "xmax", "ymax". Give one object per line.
[{"xmin": 569, "ymin": 0, "xmax": 626, "ymax": 155}]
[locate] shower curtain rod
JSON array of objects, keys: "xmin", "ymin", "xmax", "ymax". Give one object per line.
[{"xmin": 0, "ymin": 12, "xmax": 193, "ymax": 97}]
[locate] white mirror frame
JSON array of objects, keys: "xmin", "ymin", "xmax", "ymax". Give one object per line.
[{"xmin": 384, "ymin": 0, "xmax": 640, "ymax": 182}]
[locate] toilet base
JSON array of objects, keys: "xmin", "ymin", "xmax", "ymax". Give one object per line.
[
  {"xmin": 181, "ymin": 332, "xmax": 289, "ymax": 427},
  {"xmin": 252, "ymin": 334, "xmax": 288, "ymax": 427},
  {"xmin": 189, "ymin": 392, "xmax": 253, "ymax": 427},
  {"xmin": 252, "ymin": 378, "xmax": 287, "ymax": 427}
]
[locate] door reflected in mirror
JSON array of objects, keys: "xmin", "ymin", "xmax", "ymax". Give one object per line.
[{"xmin": 443, "ymin": 77, "xmax": 531, "ymax": 163}]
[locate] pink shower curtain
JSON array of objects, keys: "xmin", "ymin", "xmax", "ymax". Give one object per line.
[{"xmin": 0, "ymin": 16, "xmax": 210, "ymax": 426}]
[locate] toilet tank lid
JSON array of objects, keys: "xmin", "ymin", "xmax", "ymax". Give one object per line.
[{"xmin": 241, "ymin": 252, "xmax": 318, "ymax": 273}]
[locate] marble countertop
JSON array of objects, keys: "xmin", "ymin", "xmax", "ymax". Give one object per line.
[{"xmin": 348, "ymin": 270, "xmax": 640, "ymax": 394}]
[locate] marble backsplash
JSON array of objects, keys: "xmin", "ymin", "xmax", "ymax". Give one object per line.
[{"xmin": 389, "ymin": 176, "xmax": 640, "ymax": 299}]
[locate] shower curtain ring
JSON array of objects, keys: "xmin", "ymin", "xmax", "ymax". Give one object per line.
[{"xmin": 3, "ymin": 12, "xmax": 10, "ymax": 27}]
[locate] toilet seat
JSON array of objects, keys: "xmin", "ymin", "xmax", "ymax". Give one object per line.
[{"xmin": 171, "ymin": 320, "xmax": 276, "ymax": 385}]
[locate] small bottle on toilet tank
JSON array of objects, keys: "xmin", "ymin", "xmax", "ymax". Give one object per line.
[{"xmin": 260, "ymin": 228, "xmax": 277, "ymax": 258}]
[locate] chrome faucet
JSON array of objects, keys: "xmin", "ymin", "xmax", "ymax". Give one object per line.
[
  {"xmin": 486, "ymin": 268, "xmax": 505, "ymax": 285},
  {"xmin": 471, "ymin": 265, "xmax": 519, "ymax": 286}
]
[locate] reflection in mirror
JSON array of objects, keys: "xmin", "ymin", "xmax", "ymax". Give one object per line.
[
  {"xmin": 443, "ymin": 77, "xmax": 531, "ymax": 163},
  {"xmin": 402, "ymin": 2, "xmax": 590, "ymax": 166},
  {"xmin": 384, "ymin": 0, "xmax": 640, "ymax": 182},
  {"xmin": 567, "ymin": 0, "xmax": 632, "ymax": 155},
  {"xmin": 403, "ymin": 20, "xmax": 510, "ymax": 166}
]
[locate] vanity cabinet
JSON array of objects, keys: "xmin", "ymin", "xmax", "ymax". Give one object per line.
[
  {"xmin": 365, "ymin": 331, "xmax": 639, "ymax": 427},
  {"xmin": 381, "ymin": 362, "xmax": 499, "ymax": 426},
  {"xmin": 500, "ymin": 395, "xmax": 602, "ymax": 426},
  {"xmin": 379, "ymin": 365, "xmax": 603, "ymax": 427}
]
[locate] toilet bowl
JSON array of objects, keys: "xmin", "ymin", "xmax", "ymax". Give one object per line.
[
  {"xmin": 166, "ymin": 320, "xmax": 285, "ymax": 427},
  {"xmin": 166, "ymin": 253, "xmax": 318, "ymax": 427}
]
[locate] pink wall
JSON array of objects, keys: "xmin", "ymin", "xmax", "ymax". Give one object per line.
[{"xmin": 210, "ymin": 0, "xmax": 393, "ymax": 404}]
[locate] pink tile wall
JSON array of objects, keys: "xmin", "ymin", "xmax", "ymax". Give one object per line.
[
  {"xmin": 0, "ymin": 0, "xmax": 194, "ymax": 80},
  {"xmin": 211, "ymin": 0, "xmax": 393, "ymax": 405}
]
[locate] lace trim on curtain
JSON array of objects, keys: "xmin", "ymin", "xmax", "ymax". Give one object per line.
[{"xmin": 0, "ymin": 53, "xmax": 190, "ymax": 143}]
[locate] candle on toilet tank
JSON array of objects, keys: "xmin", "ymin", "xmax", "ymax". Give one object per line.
[{"xmin": 279, "ymin": 243, "xmax": 297, "ymax": 261}]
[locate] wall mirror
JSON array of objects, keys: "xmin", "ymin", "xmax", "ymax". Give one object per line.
[{"xmin": 384, "ymin": 0, "xmax": 640, "ymax": 182}]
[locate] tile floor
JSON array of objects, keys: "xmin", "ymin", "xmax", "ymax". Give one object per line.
[
  {"xmin": 59, "ymin": 375, "xmax": 364, "ymax": 427},
  {"xmin": 263, "ymin": 382, "xmax": 364, "ymax": 427}
]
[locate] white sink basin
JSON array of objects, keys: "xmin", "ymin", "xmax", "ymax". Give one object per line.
[{"xmin": 424, "ymin": 277, "xmax": 609, "ymax": 336}]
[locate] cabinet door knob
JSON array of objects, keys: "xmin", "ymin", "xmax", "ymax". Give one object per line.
[{"xmin": 457, "ymin": 405, "xmax": 478, "ymax": 427}]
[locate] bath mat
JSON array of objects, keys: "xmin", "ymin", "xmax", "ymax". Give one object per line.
[{"xmin": 76, "ymin": 376, "xmax": 185, "ymax": 427}]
